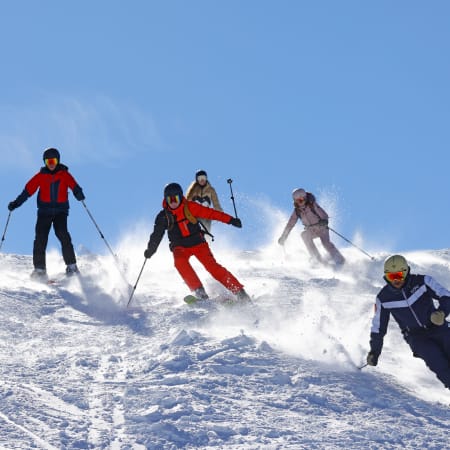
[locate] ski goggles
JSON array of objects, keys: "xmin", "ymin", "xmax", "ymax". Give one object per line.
[
  {"xmin": 45, "ymin": 157, "xmax": 58, "ymax": 167},
  {"xmin": 385, "ymin": 271, "xmax": 407, "ymax": 282},
  {"xmin": 294, "ymin": 197, "xmax": 306, "ymax": 204},
  {"xmin": 166, "ymin": 194, "xmax": 181, "ymax": 205},
  {"xmin": 197, "ymin": 175, "xmax": 207, "ymax": 183}
]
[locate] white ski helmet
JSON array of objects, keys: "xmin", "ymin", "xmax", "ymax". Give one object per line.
[
  {"xmin": 384, "ymin": 254, "xmax": 409, "ymax": 275},
  {"xmin": 292, "ymin": 188, "xmax": 306, "ymax": 200}
]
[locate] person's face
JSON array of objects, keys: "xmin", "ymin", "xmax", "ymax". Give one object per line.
[
  {"xmin": 385, "ymin": 270, "xmax": 407, "ymax": 289},
  {"xmin": 45, "ymin": 157, "xmax": 58, "ymax": 171},
  {"xmin": 197, "ymin": 175, "xmax": 207, "ymax": 186},
  {"xmin": 166, "ymin": 194, "xmax": 181, "ymax": 209},
  {"xmin": 294, "ymin": 196, "xmax": 306, "ymax": 207}
]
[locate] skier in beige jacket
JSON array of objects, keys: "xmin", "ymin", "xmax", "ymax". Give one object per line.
[
  {"xmin": 186, "ymin": 170, "xmax": 222, "ymax": 238},
  {"xmin": 278, "ymin": 188, "xmax": 345, "ymax": 266}
]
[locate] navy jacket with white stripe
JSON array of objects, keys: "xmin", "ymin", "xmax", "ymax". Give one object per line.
[{"xmin": 369, "ymin": 273, "xmax": 450, "ymax": 356}]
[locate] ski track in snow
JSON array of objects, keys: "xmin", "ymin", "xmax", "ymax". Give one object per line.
[{"xmin": 0, "ymin": 246, "xmax": 449, "ymax": 449}]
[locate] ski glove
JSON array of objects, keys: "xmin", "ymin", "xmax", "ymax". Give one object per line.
[
  {"xmin": 430, "ymin": 310, "xmax": 446, "ymax": 326},
  {"xmin": 8, "ymin": 200, "xmax": 19, "ymax": 211},
  {"xmin": 318, "ymin": 219, "xmax": 329, "ymax": 227},
  {"xmin": 144, "ymin": 248, "xmax": 155, "ymax": 259},
  {"xmin": 229, "ymin": 217, "xmax": 242, "ymax": 228},
  {"xmin": 366, "ymin": 352, "xmax": 379, "ymax": 366},
  {"xmin": 73, "ymin": 186, "xmax": 85, "ymax": 201},
  {"xmin": 278, "ymin": 237, "xmax": 285, "ymax": 246}
]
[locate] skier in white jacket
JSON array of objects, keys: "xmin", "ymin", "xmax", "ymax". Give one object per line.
[{"xmin": 278, "ymin": 188, "xmax": 345, "ymax": 266}]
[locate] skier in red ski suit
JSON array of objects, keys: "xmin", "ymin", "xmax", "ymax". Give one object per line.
[{"xmin": 144, "ymin": 182, "xmax": 250, "ymax": 301}]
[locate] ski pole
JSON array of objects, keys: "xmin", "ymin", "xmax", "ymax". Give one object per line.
[
  {"xmin": 81, "ymin": 200, "xmax": 129, "ymax": 284},
  {"xmin": 82, "ymin": 200, "xmax": 117, "ymax": 258},
  {"xmin": 358, "ymin": 363, "xmax": 368, "ymax": 370},
  {"xmin": 328, "ymin": 226, "xmax": 375, "ymax": 261},
  {"xmin": 227, "ymin": 178, "xmax": 238, "ymax": 218},
  {"xmin": 127, "ymin": 258, "xmax": 147, "ymax": 307},
  {"xmin": 0, "ymin": 212, "xmax": 12, "ymax": 253}
]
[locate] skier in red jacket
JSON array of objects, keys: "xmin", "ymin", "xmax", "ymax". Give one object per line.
[
  {"xmin": 144, "ymin": 182, "xmax": 250, "ymax": 302},
  {"xmin": 8, "ymin": 148, "xmax": 85, "ymax": 280}
]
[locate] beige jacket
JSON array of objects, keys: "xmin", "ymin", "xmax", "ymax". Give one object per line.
[{"xmin": 186, "ymin": 181, "xmax": 223, "ymax": 211}]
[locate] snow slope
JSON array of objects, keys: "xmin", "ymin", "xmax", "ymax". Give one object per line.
[{"xmin": 0, "ymin": 238, "xmax": 449, "ymax": 449}]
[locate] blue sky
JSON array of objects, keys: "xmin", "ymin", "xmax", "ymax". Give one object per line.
[{"xmin": 1, "ymin": 1, "xmax": 450, "ymax": 258}]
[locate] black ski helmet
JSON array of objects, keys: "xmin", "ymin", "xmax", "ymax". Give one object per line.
[
  {"xmin": 164, "ymin": 182, "xmax": 183, "ymax": 198},
  {"xmin": 43, "ymin": 147, "xmax": 60, "ymax": 161},
  {"xmin": 195, "ymin": 169, "xmax": 207, "ymax": 180}
]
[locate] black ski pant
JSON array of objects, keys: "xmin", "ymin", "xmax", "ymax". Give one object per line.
[{"xmin": 33, "ymin": 213, "xmax": 76, "ymax": 269}]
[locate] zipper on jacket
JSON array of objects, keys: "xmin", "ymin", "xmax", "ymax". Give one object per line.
[{"xmin": 401, "ymin": 288, "xmax": 425, "ymax": 328}]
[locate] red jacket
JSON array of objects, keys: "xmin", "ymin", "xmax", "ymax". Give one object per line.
[
  {"xmin": 146, "ymin": 198, "xmax": 233, "ymax": 253},
  {"xmin": 14, "ymin": 164, "xmax": 84, "ymax": 215}
]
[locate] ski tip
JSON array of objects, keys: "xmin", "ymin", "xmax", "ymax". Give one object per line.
[{"xmin": 183, "ymin": 295, "xmax": 199, "ymax": 304}]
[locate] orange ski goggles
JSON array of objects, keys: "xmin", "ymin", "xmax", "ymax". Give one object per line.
[
  {"xmin": 385, "ymin": 271, "xmax": 407, "ymax": 282},
  {"xmin": 45, "ymin": 157, "xmax": 58, "ymax": 167}
]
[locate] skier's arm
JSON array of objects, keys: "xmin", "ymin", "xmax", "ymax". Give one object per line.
[
  {"xmin": 185, "ymin": 182, "xmax": 196, "ymax": 201},
  {"xmin": 278, "ymin": 211, "xmax": 298, "ymax": 245},
  {"xmin": 425, "ymin": 275, "xmax": 450, "ymax": 317},
  {"xmin": 65, "ymin": 172, "xmax": 85, "ymax": 201},
  {"xmin": 368, "ymin": 298, "xmax": 390, "ymax": 362},
  {"xmin": 189, "ymin": 201, "xmax": 233, "ymax": 224},
  {"xmin": 145, "ymin": 211, "xmax": 167, "ymax": 258},
  {"xmin": 8, "ymin": 188, "xmax": 30, "ymax": 211},
  {"xmin": 8, "ymin": 173, "xmax": 42, "ymax": 210}
]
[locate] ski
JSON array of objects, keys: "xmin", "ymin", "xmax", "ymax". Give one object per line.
[
  {"xmin": 184, "ymin": 294, "xmax": 200, "ymax": 304},
  {"xmin": 183, "ymin": 294, "xmax": 237, "ymax": 306}
]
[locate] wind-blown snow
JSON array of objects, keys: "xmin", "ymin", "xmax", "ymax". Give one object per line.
[{"xmin": 0, "ymin": 237, "xmax": 449, "ymax": 449}]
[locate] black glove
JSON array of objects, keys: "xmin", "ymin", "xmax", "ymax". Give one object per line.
[
  {"xmin": 229, "ymin": 217, "xmax": 242, "ymax": 228},
  {"xmin": 8, "ymin": 201, "xmax": 18, "ymax": 211},
  {"xmin": 318, "ymin": 219, "xmax": 329, "ymax": 227},
  {"xmin": 73, "ymin": 186, "xmax": 85, "ymax": 201},
  {"xmin": 74, "ymin": 191, "xmax": 85, "ymax": 201},
  {"xmin": 144, "ymin": 248, "xmax": 155, "ymax": 259},
  {"xmin": 366, "ymin": 352, "xmax": 379, "ymax": 366}
]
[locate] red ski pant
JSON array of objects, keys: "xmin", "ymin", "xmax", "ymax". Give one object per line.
[{"xmin": 172, "ymin": 242, "xmax": 243, "ymax": 294}]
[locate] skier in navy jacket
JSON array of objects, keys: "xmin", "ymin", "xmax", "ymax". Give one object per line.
[{"xmin": 366, "ymin": 254, "xmax": 450, "ymax": 389}]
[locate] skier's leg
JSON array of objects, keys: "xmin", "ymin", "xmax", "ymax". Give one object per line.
[
  {"xmin": 194, "ymin": 242, "xmax": 243, "ymax": 294},
  {"xmin": 53, "ymin": 213, "xmax": 76, "ymax": 265},
  {"xmin": 172, "ymin": 246, "xmax": 203, "ymax": 291},
  {"xmin": 33, "ymin": 215, "xmax": 52, "ymax": 269},
  {"xmin": 301, "ymin": 229, "xmax": 323, "ymax": 263},
  {"xmin": 408, "ymin": 334, "xmax": 450, "ymax": 389},
  {"xmin": 319, "ymin": 229, "xmax": 345, "ymax": 265}
]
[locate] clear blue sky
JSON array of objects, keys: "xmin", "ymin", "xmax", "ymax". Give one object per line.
[{"xmin": 1, "ymin": 1, "xmax": 450, "ymax": 257}]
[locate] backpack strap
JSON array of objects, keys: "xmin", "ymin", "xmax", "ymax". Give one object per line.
[
  {"xmin": 164, "ymin": 202, "xmax": 199, "ymax": 230},
  {"xmin": 197, "ymin": 219, "xmax": 215, "ymax": 241},
  {"xmin": 184, "ymin": 203, "xmax": 197, "ymax": 224}
]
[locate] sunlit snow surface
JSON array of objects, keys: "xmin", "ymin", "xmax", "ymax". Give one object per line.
[{"xmin": 0, "ymin": 237, "xmax": 449, "ymax": 449}]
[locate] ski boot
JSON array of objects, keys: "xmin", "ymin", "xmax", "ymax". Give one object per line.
[
  {"xmin": 30, "ymin": 268, "xmax": 48, "ymax": 282},
  {"xmin": 194, "ymin": 286, "xmax": 209, "ymax": 300},
  {"xmin": 66, "ymin": 263, "xmax": 80, "ymax": 276},
  {"xmin": 235, "ymin": 288, "xmax": 251, "ymax": 303}
]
